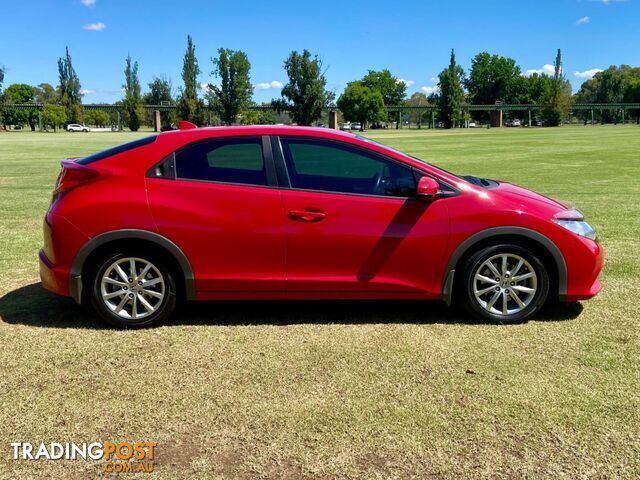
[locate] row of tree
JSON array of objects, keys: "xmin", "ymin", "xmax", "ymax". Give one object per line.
[{"xmin": 2, "ymin": 40, "xmax": 640, "ymax": 131}]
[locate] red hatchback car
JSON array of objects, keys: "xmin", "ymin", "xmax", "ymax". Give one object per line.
[{"xmin": 40, "ymin": 125, "xmax": 603, "ymax": 327}]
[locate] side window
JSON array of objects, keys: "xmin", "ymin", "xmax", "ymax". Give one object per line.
[
  {"xmin": 175, "ymin": 137, "xmax": 266, "ymax": 186},
  {"xmin": 280, "ymin": 138, "xmax": 416, "ymax": 197}
]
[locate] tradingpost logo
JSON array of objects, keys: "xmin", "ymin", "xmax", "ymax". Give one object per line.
[{"xmin": 10, "ymin": 441, "xmax": 158, "ymax": 473}]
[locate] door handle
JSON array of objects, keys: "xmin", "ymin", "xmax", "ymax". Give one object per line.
[{"xmin": 288, "ymin": 209, "xmax": 326, "ymax": 222}]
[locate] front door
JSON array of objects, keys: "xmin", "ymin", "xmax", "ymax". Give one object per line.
[{"xmin": 277, "ymin": 136, "xmax": 450, "ymax": 295}]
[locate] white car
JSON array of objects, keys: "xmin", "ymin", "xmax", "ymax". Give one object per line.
[
  {"xmin": 512, "ymin": 119, "xmax": 521, "ymax": 127},
  {"xmin": 340, "ymin": 123, "xmax": 351, "ymax": 131},
  {"xmin": 468, "ymin": 121, "xmax": 477, "ymax": 128},
  {"xmin": 67, "ymin": 124, "xmax": 90, "ymax": 132}
]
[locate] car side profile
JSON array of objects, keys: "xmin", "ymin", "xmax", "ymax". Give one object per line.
[
  {"xmin": 66, "ymin": 124, "xmax": 90, "ymax": 133},
  {"xmin": 40, "ymin": 125, "xmax": 603, "ymax": 327}
]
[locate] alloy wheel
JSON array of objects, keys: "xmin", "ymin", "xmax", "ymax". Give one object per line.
[
  {"xmin": 99, "ymin": 257, "xmax": 165, "ymax": 320},
  {"xmin": 472, "ymin": 253, "xmax": 538, "ymax": 316}
]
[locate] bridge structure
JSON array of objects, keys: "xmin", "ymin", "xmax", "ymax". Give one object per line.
[{"xmin": 1, "ymin": 102, "xmax": 639, "ymax": 130}]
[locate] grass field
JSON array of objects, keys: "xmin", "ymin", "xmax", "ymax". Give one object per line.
[{"xmin": 0, "ymin": 126, "xmax": 638, "ymax": 479}]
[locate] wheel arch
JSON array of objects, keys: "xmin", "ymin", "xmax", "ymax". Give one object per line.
[
  {"xmin": 441, "ymin": 227, "xmax": 567, "ymax": 306},
  {"xmin": 69, "ymin": 229, "xmax": 195, "ymax": 304}
]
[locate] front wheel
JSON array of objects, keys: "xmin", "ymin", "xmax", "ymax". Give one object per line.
[
  {"xmin": 460, "ymin": 244, "xmax": 549, "ymax": 324},
  {"xmin": 89, "ymin": 252, "xmax": 177, "ymax": 328}
]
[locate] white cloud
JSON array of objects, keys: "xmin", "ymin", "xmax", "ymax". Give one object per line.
[
  {"xmin": 83, "ymin": 22, "xmax": 106, "ymax": 31},
  {"xmin": 430, "ymin": 77, "xmax": 438, "ymax": 83},
  {"xmin": 397, "ymin": 78, "xmax": 415, "ymax": 87},
  {"xmin": 420, "ymin": 85, "xmax": 439, "ymax": 95},
  {"xmin": 80, "ymin": 0, "xmax": 96, "ymax": 6},
  {"xmin": 199, "ymin": 83, "xmax": 213, "ymax": 93},
  {"xmin": 590, "ymin": 0, "xmax": 627, "ymax": 4},
  {"xmin": 254, "ymin": 80, "xmax": 284, "ymax": 90},
  {"xmin": 574, "ymin": 68, "xmax": 604, "ymax": 79},
  {"xmin": 524, "ymin": 64, "xmax": 556, "ymax": 76},
  {"xmin": 80, "ymin": 89, "xmax": 96, "ymax": 95},
  {"xmin": 576, "ymin": 16, "xmax": 590, "ymax": 25}
]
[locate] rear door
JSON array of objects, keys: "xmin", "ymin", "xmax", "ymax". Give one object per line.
[{"xmin": 146, "ymin": 135, "xmax": 286, "ymax": 293}]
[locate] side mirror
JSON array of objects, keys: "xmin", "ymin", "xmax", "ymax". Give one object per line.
[{"xmin": 417, "ymin": 176, "xmax": 440, "ymax": 199}]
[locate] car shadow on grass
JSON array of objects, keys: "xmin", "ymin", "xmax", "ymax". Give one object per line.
[{"xmin": 0, "ymin": 282, "xmax": 584, "ymax": 329}]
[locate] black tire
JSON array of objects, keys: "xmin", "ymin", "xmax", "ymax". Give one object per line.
[
  {"xmin": 88, "ymin": 251, "xmax": 177, "ymax": 328},
  {"xmin": 459, "ymin": 244, "xmax": 549, "ymax": 324}
]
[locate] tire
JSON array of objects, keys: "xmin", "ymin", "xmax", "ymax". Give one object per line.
[
  {"xmin": 88, "ymin": 251, "xmax": 177, "ymax": 328},
  {"xmin": 459, "ymin": 244, "xmax": 549, "ymax": 324}
]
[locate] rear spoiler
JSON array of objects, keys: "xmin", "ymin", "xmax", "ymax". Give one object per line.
[{"xmin": 178, "ymin": 121, "xmax": 198, "ymax": 130}]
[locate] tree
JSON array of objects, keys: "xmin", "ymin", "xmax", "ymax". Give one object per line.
[
  {"xmin": 337, "ymin": 82, "xmax": 385, "ymax": 130},
  {"xmin": 437, "ymin": 49, "xmax": 465, "ymax": 129},
  {"xmin": 0, "ymin": 65, "xmax": 4, "ymax": 93},
  {"xmin": 42, "ymin": 104, "xmax": 67, "ymax": 131},
  {"xmin": 207, "ymin": 48, "xmax": 253, "ymax": 125},
  {"xmin": 405, "ymin": 92, "xmax": 431, "ymax": 126},
  {"xmin": 624, "ymin": 77, "xmax": 640, "ymax": 124},
  {"xmin": 360, "ymin": 69, "xmax": 407, "ymax": 106},
  {"xmin": 575, "ymin": 65, "xmax": 640, "ymax": 124},
  {"xmin": 57, "ymin": 47, "xmax": 83, "ymax": 123},
  {"xmin": 143, "ymin": 76, "xmax": 175, "ymax": 126},
  {"xmin": 239, "ymin": 108, "xmax": 277, "ymax": 125},
  {"xmin": 541, "ymin": 49, "xmax": 572, "ymax": 126},
  {"xmin": 272, "ymin": 49, "xmax": 330, "ymax": 125},
  {"xmin": 34, "ymin": 83, "xmax": 58, "ymax": 104},
  {"xmin": 2, "ymin": 83, "xmax": 39, "ymax": 130},
  {"xmin": 85, "ymin": 109, "xmax": 110, "ymax": 127},
  {"xmin": 122, "ymin": 54, "xmax": 144, "ymax": 131},
  {"xmin": 177, "ymin": 35, "xmax": 204, "ymax": 124},
  {"xmin": 465, "ymin": 52, "xmax": 522, "ymax": 121}
]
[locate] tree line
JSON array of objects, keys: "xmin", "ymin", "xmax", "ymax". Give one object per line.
[{"xmin": 1, "ymin": 39, "xmax": 639, "ymax": 131}]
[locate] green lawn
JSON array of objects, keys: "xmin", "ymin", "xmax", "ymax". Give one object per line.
[{"xmin": 0, "ymin": 126, "xmax": 638, "ymax": 479}]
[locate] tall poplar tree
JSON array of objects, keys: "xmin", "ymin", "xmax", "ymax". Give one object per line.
[
  {"xmin": 122, "ymin": 54, "xmax": 144, "ymax": 131},
  {"xmin": 57, "ymin": 47, "xmax": 83, "ymax": 122},
  {"xmin": 437, "ymin": 49, "xmax": 465, "ymax": 129},
  {"xmin": 177, "ymin": 35, "xmax": 204, "ymax": 124},
  {"xmin": 209, "ymin": 48, "xmax": 253, "ymax": 125}
]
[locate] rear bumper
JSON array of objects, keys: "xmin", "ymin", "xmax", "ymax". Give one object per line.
[{"xmin": 39, "ymin": 249, "xmax": 70, "ymax": 297}]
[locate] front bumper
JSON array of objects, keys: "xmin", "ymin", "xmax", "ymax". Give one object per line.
[{"xmin": 563, "ymin": 238, "xmax": 604, "ymax": 302}]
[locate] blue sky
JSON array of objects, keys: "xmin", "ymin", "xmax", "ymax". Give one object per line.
[{"xmin": 1, "ymin": 0, "xmax": 639, "ymax": 103}]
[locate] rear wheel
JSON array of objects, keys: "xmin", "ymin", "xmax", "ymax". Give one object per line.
[
  {"xmin": 460, "ymin": 244, "xmax": 549, "ymax": 324},
  {"xmin": 89, "ymin": 252, "xmax": 176, "ymax": 328}
]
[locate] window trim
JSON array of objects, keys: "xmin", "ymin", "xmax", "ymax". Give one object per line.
[
  {"xmin": 273, "ymin": 135, "xmax": 442, "ymax": 200},
  {"xmin": 147, "ymin": 135, "xmax": 278, "ymax": 188}
]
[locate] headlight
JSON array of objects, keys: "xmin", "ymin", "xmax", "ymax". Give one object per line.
[{"xmin": 553, "ymin": 219, "xmax": 597, "ymax": 241}]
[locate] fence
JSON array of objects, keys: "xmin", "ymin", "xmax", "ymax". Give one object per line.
[{"xmin": 2, "ymin": 102, "xmax": 639, "ymax": 130}]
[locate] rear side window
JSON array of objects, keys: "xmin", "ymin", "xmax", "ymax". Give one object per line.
[
  {"xmin": 175, "ymin": 137, "xmax": 266, "ymax": 186},
  {"xmin": 77, "ymin": 135, "xmax": 157, "ymax": 165}
]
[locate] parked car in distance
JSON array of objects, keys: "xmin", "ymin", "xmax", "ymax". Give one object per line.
[
  {"xmin": 67, "ymin": 124, "xmax": 90, "ymax": 133},
  {"xmin": 468, "ymin": 121, "xmax": 477, "ymax": 128},
  {"xmin": 13, "ymin": 124, "xmax": 23, "ymax": 130},
  {"xmin": 512, "ymin": 119, "xmax": 521, "ymax": 127},
  {"xmin": 340, "ymin": 123, "xmax": 351, "ymax": 131},
  {"xmin": 40, "ymin": 125, "xmax": 603, "ymax": 327},
  {"xmin": 350, "ymin": 122, "xmax": 362, "ymax": 131}
]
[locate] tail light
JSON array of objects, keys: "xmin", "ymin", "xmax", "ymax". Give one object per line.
[{"xmin": 53, "ymin": 159, "xmax": 101, "ymax": 195}]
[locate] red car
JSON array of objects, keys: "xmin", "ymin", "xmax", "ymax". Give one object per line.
[{"xmin": 39, "ymin": 124, "xmax": 603, "ymax": 327}]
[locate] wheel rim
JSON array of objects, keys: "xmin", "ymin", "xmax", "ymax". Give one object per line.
[
  {"xmin": 100, "ymin": 257, "xmax": 165, "ymax": 320},
  {"xmin": 472, "ymin": 253, "xmax": 538, "ymax": 316}
]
